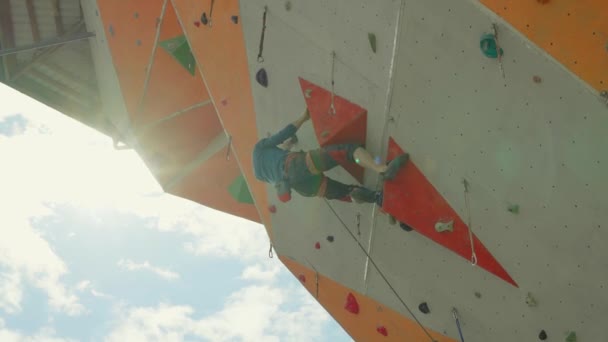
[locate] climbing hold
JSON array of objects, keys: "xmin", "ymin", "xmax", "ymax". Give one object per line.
[
  {"xmin": 298, "ymin": 274, "xmax": 306, "ymax": 283},
  {"xmin": 539, "ymin": 330, "xmax": 548, "ymax": 340},
  {"xmin": 480, "ymin": 33, "xmax": 503, "ymax": 58},
  {"xmin": 368, "ymin": 33, "xmax": 377, "ymax": 53},
  {"xmin": 285, "ymin": 1, "xmax": 292, "ymax": 11},
  {"xmin": 418, "ymin": 302, "xmax": 430, "ymax": 314},
  {"xmin": 326, "ymin": 235, "xmax": 334, "ymax": 242},
  {"xmin": 320, "ymin": 130, "xmax": 330, "ymax": 138},
  {"xmin": 601, "ymin": 90, "xmax": 608, "ymax": 106},
  {"xmin": 134, "ymin": 12, "xmax": 139, "ymax": 19},
  {"xmin": 268, "ymin": 205, "xmax": 277, "ymax": 213},
  {"xmin": 399, "ymin": 222, "xmax": 414, "ymax": 232},
  {"xmin": 221, "ymin": 99, "xmax": 228, "ymax": 106},
  {"xmin": 376, "ymin": 326, "xmax": 388, "ymax": 337},
  {"xmin": 314, "ymin": 242, "xmax": 321, "ymax": 249},
  {"xmin": 231, "ymin": 15, "xmax": 239, "ymax": 24},
  {"xmin": 533, "ymin": 75, "xmax": 542, "ymax": 83},
  {"xmin": 508, "ymin": 204, "xmax": 520, "ymax": 214},
  {"xmin": 565, "ymin": 331, "xmax": 577, "ymax": 342},
  {"xmin": 435, "ymin": 220, "xmax": 454, "ymax": 233},
  {"xmin": 474, "ymin": 291, "xmax": 482, "ymax": 298},
  {"xmin": 256, "ymin": 68, "xmax": 268, "ymax": 87},
  {"xmin": 201, "ymin": 12, "xmax": 209, "ymax": 25},
  {"xmin": 194, "ymin": 21, "xmax": 201, "ymax": 28},
  {"xmin": 305, "ymin": 88, "xmax": 312, "ymax": 98},
  {"xmin": 525, "ymin": 292, "xmax": 538, "ymax": 307},
  {"xmin": 108, "ymin": 25, "xmax": 115, "ymax": 37},
  {"xmin": 136, "ymin": 39, "xmax": 142, "ymax": 46},
  {"xmin": 344, "ymin": 293, "xmax": 360, "ymax": 314}
]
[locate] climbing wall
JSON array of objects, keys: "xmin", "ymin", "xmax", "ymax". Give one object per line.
[
  {"xmin": 90, "ymin": 0, "xmax": 260, "ymax": 223},
  {"xmin": 240, "ymin": 0, "xmax": 608, "ymax": 341}
]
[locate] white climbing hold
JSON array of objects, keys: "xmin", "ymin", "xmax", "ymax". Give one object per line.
[
  {"xmin": 526, "ymin": 292, "xmax": 538, "ymax": 307},
  {"xmin": 435, "ymin": 220, "xmax": 454, "ymax": 233}
]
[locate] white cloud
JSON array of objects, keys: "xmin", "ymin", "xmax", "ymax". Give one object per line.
[
  {"xmin": 0, "ymin": 318, "xmax": 74, "ymax": 342},
  {"xmin": 117, "ymin": 259, "xmax": 180, "ymax": 281},
  {"xmin": 106, "ymin": 284, "xmax": 330, "ymax": 342},
  {"xmin": 241, "ymin": 262, "xmax": 281, "ymax": 283},
  {"xmin": 75, "ymin": 280, "xmax": 112, "ymax": 299}
]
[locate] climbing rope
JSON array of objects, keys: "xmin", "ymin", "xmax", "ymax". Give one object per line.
[
  {"xmin": 323, "ymin": 199, "xmax": 438, "ymax": 342},
  {"xmin": 462, "ymin": 179, "xmax": 478, "ymax": 266},
  {"xmin": 226, "ymin": 135, "xmax": 232, "ymax": 161},
  {"xmin": 329, "ymin": 51, "xmax": 336, "ymax": 115},
  {"xmin": 257, "ymin": 6, "xmax": 268, "ymax": 63},
  {"xmin": 452, "ymin": 308, "xmax": 465, "ymax": 342},
  {"xmin": 136, "ymin": 0, "xmax": 168, "ymax": 117}
]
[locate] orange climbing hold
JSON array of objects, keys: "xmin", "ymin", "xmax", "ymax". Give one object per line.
[{"xmin": 298, "ymin": 77, "xmax": 367, "ymax": 183}]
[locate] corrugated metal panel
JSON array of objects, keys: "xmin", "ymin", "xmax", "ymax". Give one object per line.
[{"xmin": 9, "ymin": 0, "xmax": 84, "ymax": 63}]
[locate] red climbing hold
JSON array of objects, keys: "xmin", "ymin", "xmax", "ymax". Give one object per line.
[
  {"xmin": 299, "ymin": 77, "xmax": 367, "ymax": 183},
  {"xmin": 314, "ymin": 242, "xmax": 321, "ymax": 249},
  {"xmin": 298, "ymin": 274, "xmax": 306, "ymax": 283},
  {"xmin": 344, "ymin": 293, "xmax": 359, "ymax": 314},
  {"xmin": 194, "ymin": 21, "xmax": 201, "ymax": 27},
  {"xmin": 382, "ymin": 137, "xmax": 518, "ymax": 287},
  {"xmin": 376, "ymin": 326, "xmax": 388, "ymax": 337},
  {"xmin": 268, "ymin": 205, "xmax": 277, "ymax": 214},
  {"xmin": 221, "ymin": 99, "xmax": 228, "ymax": 106}
]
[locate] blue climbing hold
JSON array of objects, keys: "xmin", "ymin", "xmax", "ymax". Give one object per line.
[
  {"xmin": 256, "ymin": 68, "xmax": 268, "ymax": 87},
  {"xmin": 480, "ymin": 33, "xmax": 503, "ymax": 58}
]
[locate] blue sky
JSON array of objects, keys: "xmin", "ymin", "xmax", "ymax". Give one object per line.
[{"xmin": 0, "ymin": 83, "xmax": 352, "ymax": 342}]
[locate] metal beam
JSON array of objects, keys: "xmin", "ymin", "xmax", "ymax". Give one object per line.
[
  {"xmin": 8, "ymin": 21, "xmax": 85, "ymax": 82},
  {"xmin": 0, "ymin": 0, "xmax": 17, "ymax": 75},
  {"xmin": 25, "ymin": 0, "xmax": 41, "ymax": 42},
  {"xmin": 52, "ymin": 0, "xmax": 64, "ymax": 36},
  {"xmin": 0, "ymin": 31, "xmax": 95, "ymax": 57}
]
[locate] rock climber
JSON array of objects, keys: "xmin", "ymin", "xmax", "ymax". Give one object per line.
[{"xmin": 252, "ymin": 108, "xmax": 409, "ymax": 204}]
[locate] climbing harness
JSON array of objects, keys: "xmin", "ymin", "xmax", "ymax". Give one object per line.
[
  {"xmin": 268, "ymin": 243, "xmax": 274, "ymax": 258},
  {"xmin": 201, "ymin": 0, "xmax": 215, "ymax": 26},
  {"xmin": 462, "ymin": 179, "xmax": 478, "ymax": 266},
  {"xmin": 329, "ymin": 51, "xmax": 337, "ymax": 115},
  {"xmin": 226, "ymin": 135, "xmax": 232, "ymax": 161},
  {"xmin": 452, "ymin": 308, "xmax": 465, "ymax": 342},
  {"xmin": 257, "ymin": 6, "xmax": 268, "ymax": 63},
  {"xmin": 323, "ymin": 199, "xmax": 437, "ymax": 342}
]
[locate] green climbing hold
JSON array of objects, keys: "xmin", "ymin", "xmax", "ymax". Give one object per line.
[
  {"xmin": 159, "ymin": 35, "xmax": 196, "ymax": 76},
  {"xmin": 228, "ymin": 174, "xmax": 254, "ymax": 204},
  {"xmin": 565, "ymin": 331, "xmax": 577, "ymax": 342},
  {"xmin": 480, "ymin": 33, "xmax": 503, "ymax": 59},
  {"xmin": 368, "ymin": 33, "xmax": 377, "ymax": 53},
  {"xmin": 508, "ymin": 204, "xmax": 519, "ymax": 214}
]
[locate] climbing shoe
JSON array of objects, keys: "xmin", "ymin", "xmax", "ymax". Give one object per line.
[
  {"xmin": 381, "ymin": 153, "xmax": 409, "ymax": 181},
  {"xmin": 350, "ymin": 187, "xmax": 378, "ymax": 204}
]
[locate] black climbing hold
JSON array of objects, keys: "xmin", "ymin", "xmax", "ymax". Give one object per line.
[
  {"xmin": 399, "ymin": 222, "xmax": 413, "ymax": 232},
  {"xmin": 285, "ymin": 1, "xmax": 292, "ymax": 11},
  {"xmin": 327, "ymin": 236, "xmax": 334, "ymax": 242},
  {"xmin": 418, "ymin": 302, "xmax": 430, "ymax": 314},
  {"xmin": 368, "ymin": 33, "xmax": 377, "ymax": 53},
  {"xmin": 538, "ymin": 330, "xmax": 547, "ymax": 340},
  {"xmin": 231, "ymin": 15, "xmax": 239, "ymax": 24},
  {"xmin": 256, "ymin": 68, "xmax": 268, "ymax": 87},
  {"xmin": 201, "ymin": 12, "xmax": 209, "ymax": 25},
  {"xmin": 474, "ymin": 291, "xmax": 482, "ymax": 298}
]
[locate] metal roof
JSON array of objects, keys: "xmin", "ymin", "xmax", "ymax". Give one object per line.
[{"xmin": 0, "ymin": 0, "xmax": 107, "ymax": 135}]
